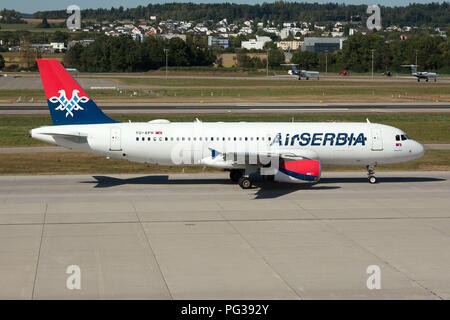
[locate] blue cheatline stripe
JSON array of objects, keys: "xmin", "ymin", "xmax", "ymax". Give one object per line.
[{"xmin": 278, "ymin": 167, "xmax": 318, "ymax": 181}]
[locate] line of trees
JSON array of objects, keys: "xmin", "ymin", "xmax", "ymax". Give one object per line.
[
  {"xmin": 63, "ymin": 33, "xmax": 449, "ymax": 73},
  {"xmin": 64, "ymin": 35, "xmax": 216, "ymax": 72},
  {"xmin": 33, "ymin": 2, "xmax": 450, "ymax": 27}
]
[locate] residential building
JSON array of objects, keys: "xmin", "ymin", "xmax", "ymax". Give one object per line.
[
  {"xmin": 276, "ymin": 40, "xmax": 303, "ymax": 51},
  {"xmin": 208, "ymin": 36, "xmax": 230, "ymax": 48}
]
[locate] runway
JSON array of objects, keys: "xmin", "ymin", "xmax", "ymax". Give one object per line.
[
  {"xmin": 1, "ymin": 102, "xmax": 450, "ymax": 115},
  {"xmin": 1, "ymin": 171, "xmax": 449, "ymax": 299},
  {"xmin": 3, "ymin": 73, "xmax": 450, "ymax": 83}
]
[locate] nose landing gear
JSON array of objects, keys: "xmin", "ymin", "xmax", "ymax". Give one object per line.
[{"xmin": 367, "ymin": 165, "xmax": 377, "ymax": 184}]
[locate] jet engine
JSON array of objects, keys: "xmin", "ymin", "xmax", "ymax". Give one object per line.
[{"xmin": 274, "ymin": 159, "xmax": 321, "ymax": 183}]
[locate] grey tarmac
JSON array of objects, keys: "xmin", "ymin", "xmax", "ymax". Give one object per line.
[{"xmin": 0, "ymin": 171, "xmax": 449, "ymax": 299}]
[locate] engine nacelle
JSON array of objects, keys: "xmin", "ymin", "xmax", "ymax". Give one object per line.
[{"xmin": 274, "ymin": 159, "xmax": 321, "ymax": 183}]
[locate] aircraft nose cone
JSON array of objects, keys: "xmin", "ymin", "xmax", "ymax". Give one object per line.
[{"xmin": 414, "ymin": 141, "xmax": 425, "ymax": 158}]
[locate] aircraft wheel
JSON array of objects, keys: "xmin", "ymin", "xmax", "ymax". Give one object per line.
[
  {"xmin": 417, "ymin": 79, "xmax": 420, "ymax": 82},
  {"xmin": 426, "ymin": 79, "xmax": 429, "ymax": 82},
  {"xmin": 368, "ymin": 175, "xmax": 377, "ymax": 184},
  {"xmin": 306, "ymin": 77, "xmax": 309, "ymax": 80},
  {"xmin": 434, "ymin": 78, "xmax": 437, "ymax": 82},
  {"xmin": 238, "ymin": 177, "xmax": 252, "ymax": 189},
  {"xmin": 298, "ymin": 77, "xmax": 301, "ymax": 80},
  {"xmin": 229, "ymin": 170, "xmax": 243, "ymax": 183}
]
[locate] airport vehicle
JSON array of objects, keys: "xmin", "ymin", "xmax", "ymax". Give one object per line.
[
  {"xmin": 339, "ymin": 70, "xmax": 348, "ymax": 76},
  {"xmin": 283, "ymin": 64, "xmax": 320, "ymax": 80},
  {"xmin": 401, "ymin": 64, "xmax": 438, "ymax": 82},
  {"xmin": 30, "ymin": 59, "xmax": 425, "ymax": 189}
]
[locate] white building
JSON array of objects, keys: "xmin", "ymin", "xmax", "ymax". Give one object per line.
[
  {"xmin": 280, "ymin": 28, "xmax": 291, "ymax": 39},
  {"xmin": 50, "ymin": 42, "xmax": 65, "ymax": 50},
  {"xmin": 241, "ymin": 36, "xmax": 271, "ymax": 50}
]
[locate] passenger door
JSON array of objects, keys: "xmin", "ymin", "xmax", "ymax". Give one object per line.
[
  {"xmin": 110, "ymin": 127, "xmax": 122, "ymax": 151},
  {"xmin": 371, "ymin": 128, "xmax": 383, "ymax": 151}
]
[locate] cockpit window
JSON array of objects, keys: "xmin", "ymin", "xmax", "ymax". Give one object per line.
[
  {"xmin": 395, "ymin": 135, "xmax": 400, "ymax": 141},
  {"xmin": 401, "ymin": 135, "xmax": 407, "ymax": 141}
]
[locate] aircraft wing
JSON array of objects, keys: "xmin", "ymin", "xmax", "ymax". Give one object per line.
[
  {"xmin": 201, "ymin": 148, "xmax": 321, "ymax": 183},
  {"xmin": 201, "ymin": 148, "xmax": 318, "ymax": 167}
]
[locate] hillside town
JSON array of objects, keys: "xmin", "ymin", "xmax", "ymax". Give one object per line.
[{"xmin": 3, "ymin": 15, "xmax": 447, "ymax": 55}]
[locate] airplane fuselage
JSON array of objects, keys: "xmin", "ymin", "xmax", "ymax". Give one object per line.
[{"xmin": 31, "ymin": 121, "xmax": 424, "ymax": 168}]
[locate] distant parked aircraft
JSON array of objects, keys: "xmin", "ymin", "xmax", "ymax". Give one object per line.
[
  {"xmin": 401, "ymin": 65, "xmax": 438, "ymax": 82},
  {"xmin": 282, "ymin": 64, "xmax": 320, "ymax": 80}
]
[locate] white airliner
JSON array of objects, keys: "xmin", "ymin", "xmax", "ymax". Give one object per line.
[
  {"xmin": 401, "ymin": 64, "xmax": 438, "ymax": 82},
  {"xmin": 282, "ymin": 64, "xmax": 320, "ymax": 80},
  {"xmin": 31, "ymin": 59, "xmax": 425, "ymax": 188}
]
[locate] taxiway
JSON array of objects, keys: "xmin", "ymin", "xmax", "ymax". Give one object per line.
[{"xmin": 0, "ymin": 171, "xmax": 449, "ymax": 299}]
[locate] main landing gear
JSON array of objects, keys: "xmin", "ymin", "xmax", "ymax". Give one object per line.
[
  {"xmin": 229, "ymin": 169, "xmax": 254, "ymax": 189},
  {"xmin": 367, "ymin": 165, "xmax": 377, "ymax": 184},
  {"xmin": 229, "ymin": 169, "xmax": 243, "ymax": 183},
  {"xmin": 238, "ymin": 176, "xmax": 252, "ymax": 189}
]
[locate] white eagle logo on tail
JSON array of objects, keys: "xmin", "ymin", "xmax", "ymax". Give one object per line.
[{"xmin": 49, "ymin": 89, "xmax": 89, "ymax": 117}]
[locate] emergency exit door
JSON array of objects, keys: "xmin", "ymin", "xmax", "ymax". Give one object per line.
[
  {"xmin": 371, "ymin": 128, "xmax": 383, "ymax": 151},
  {"xmin": 110, "ymin": 127, "xmax": 122, "ymax": 151}
]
